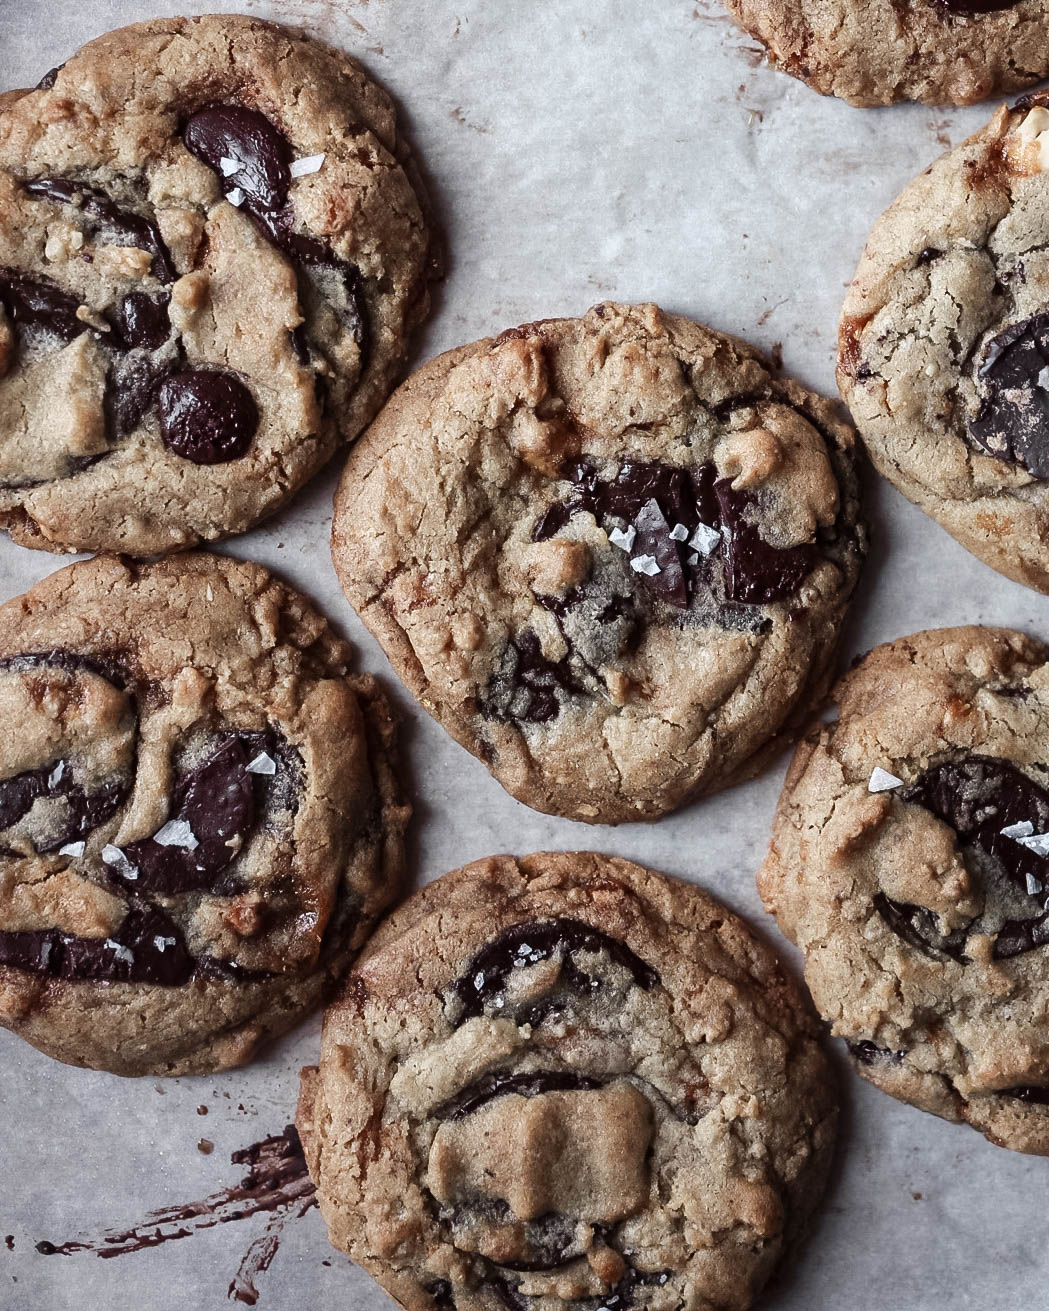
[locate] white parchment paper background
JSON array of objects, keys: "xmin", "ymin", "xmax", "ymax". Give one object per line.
[{"xmin": 0, "ymin": 2, "xmax": 1046, "ymax": 1308}]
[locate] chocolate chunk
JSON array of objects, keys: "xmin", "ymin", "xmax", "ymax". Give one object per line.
[
  {"xmin": 0, "ymin": 904, "xmax": 192, "ymax": 987},
  {"xmin": 873, "ymin": 891, "xmax": 969, "ymax": 961},
  {"xmin": 110, "ymin": 292, "xmax": 171, "ymax": 353},
  {"xmin": 183, "ymin": 105, "xmax": 292, "ymax": 212},
  {"xmin": 434, "ymin": 1070, "xmax": 604, "ymax": 1122},
  {"xmin": 23, "ymin": 177, "xmax": 176, "ymax": 284},
  {"xmin": 427, "ymin": 1280, "xmax": 457, "ymax": 1311},
  {"xmin": 916, "ymin": 247, "xmax": 943, "ymax": 266},
  {"xmin": 993, "ymin": 913, "xmax": 1049, "ymax": 960},
  {"xmin": 481, "ymin": 629, "xmax": 588, "ymax": 724},
  {"xmin": 0, "ymin": 765, "xmax": 53, "ymax": 832},
  {"xmin": 121, "ymin": 736, "xmax": 260, "ymax": 894},
  {"xmin": 0, "ymin": 762, "xmax": 127, "ymax": 853},
  {"xmin": 36, "ymin": 64, "xmax": 64, "ymax": 90},
  {"xmin": 532, "ymin": 457, "xmax": 818, "ymax": 610},
  {"xmin": 714, "ymin": 477, "xmax": 819, "ymax": 605},
  {"xmin": 183, "ymin": 103, "xmax": 369, "ymax": 359},
  {"xmin": 968, "ymin": 313, "xmax": 1049, "ymax": 480},
  {"xmin": 0, "ymin": 267, "xmax": 88, "ymax": 343},
  {"xmin": 937, "ymin": 0, "xmax": 1020, "ymax": 11},
  {"xmin": 107, "ymin": 351, "xmax": 172, "ymax": 437},
  {"xmin": 450, "ymin": 917, "xmax": 660, "ymax": 1023},
  {"xmin": 157, "ymin": 370, "xmax": 259, "ymax": 464},
  {"xmin": 847, "ymin": 1040, "xmax": 906, "ymax": 1065},
  {"xmin": 1002, "ymin": 1085, "xmax": 1049, "ymax": 1105}
]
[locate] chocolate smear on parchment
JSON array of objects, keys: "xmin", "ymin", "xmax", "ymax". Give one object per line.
[{"xmin": 34, "ymin": 1125, "xmax": 316, "ymax": 1306}]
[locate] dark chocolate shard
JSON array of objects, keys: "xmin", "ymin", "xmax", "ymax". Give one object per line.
[
  {"xmin": 873, "ymin": 891, "xmax": 969, "ymax": 962},
  {"xmin": 937, "ymin": 0, "xmax": 1021, "ymax": 11},
  {"xmin": 450, "ymin": 917, "xmax": 660, "ymax": 1023},
  {"xmin": 0, "ymin": 267, "xmax": 88, "ymax": 343},
  {"xmin": 969, "ymin": 313, "xmax": 1049, "ymax": 480},
  {"xmin": 109, "ymin": 292, "xmax": 171, "ymax": 353},
  {"xmin": 434, "ymin": 1070, "xmax": 604, "ymax": 1122},
  {"xmin": 23, "ymin": 177, "xmax": 176, "ymax": 284},
  {"xmin": 0, "ymin": 904, "xmax": 192, "ymax": 986},
  {"xmin": 157, "ymin": 369, "xmax": 259, "ymax": 464},
  {"xmin": 35, "ymin": 64, "xmax": 64, "ymax": 90},
  {"xmin": 994, "ymin": 912, "xmax": 1049, "ymax": 960},
  {"xmin": 121, "ymin": 736, "xmax": 260, "ymax": 894}
]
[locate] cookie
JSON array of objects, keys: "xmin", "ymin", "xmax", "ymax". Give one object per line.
[
  {"xmin": 0, "ymin": 553, "xmax": 408, "ymax": 1077},
  {"xmin": 0, "ymin": 14, "xmax": 435, "ymax": 555},
  {"xmin": 723, "ymin": 0, "xmax": 1049, "ymax": 106},
  {"xmin": 837, "ymin": 96, "xmax": 1049, "ymax": 593},
  {"xmin": 332, "ymin": 302, "xmax": 865, "ymax": 824},
  {"xmin": 760, "ymin": 626, "xmax": 1049, "ymax": 1155},
  {"xmin": 297, "ymin": 852, "xmax": 838, "ymax": 1311}
]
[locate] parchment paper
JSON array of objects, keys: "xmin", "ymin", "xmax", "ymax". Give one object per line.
[{"xmin": 0, "ymin": 2, "xmax": 1045, "ymax": 1308}]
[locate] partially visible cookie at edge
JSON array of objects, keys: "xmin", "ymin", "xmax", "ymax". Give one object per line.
[
  {"xmin": 332, "ymin": 302, "xmax": 866, "ymax": 824},
  {"xmin": 723, "ymin": 0, "xmax": 1049, "ymax": 106},
  {"xmin": 838, "ymin": 95, "xmax": 1049, "ymax": 593},
  {"xmin": 760, "ymin": 626, "xmax": 1049, "ymax": 1155},
  {"xmin": 297, "ymin": 851, "xmax": 839, "ymax": 1311},
  {"xmin": 0, "ymin": 14, "xmax": 436, "ymax": 555},
  {"xmin": 0, "ymin": 552, "xmax": 409, "ymax": 1076}
]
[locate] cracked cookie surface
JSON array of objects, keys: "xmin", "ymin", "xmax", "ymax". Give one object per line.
[
  {"xmin": 723, "ymin": 0, "xmax": 1049, "ymax": 106},
  {"xmin": 0, "ymin": 553, "xmax": 408, "ymax": 1076},
  {"xmin": 760, "ymin": 626, "xmax": 1049, "ymax": 1155},
  {"xmin": 838, "ymin": 96, "xmax": 1049, "ymax": 592},
  {"xmin": 0, "ymin": 14, "xmax": 434, "ymax": 555},
  {"xmin": 331, "ymin": 303, "xmax": 866, "ymax": 824},
  {"xmin": 297, "ymin": 851, "xmax": 838, "ymax": 1311}
]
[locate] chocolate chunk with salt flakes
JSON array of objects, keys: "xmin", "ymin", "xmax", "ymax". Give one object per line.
[
  {"xmin": 158, "ymin": 370, "xmax": 259, "ymax": 465},
  {"xmin": 632, "ymin": 498, "xmax": 686, "ymax": 606},
  {"xmin": 449, "ymin": 917, "xmax": 660, "ymax": 1022},
  {"xmin": 434, "ymin": 1070, "xmax": 604, "ymax": 1121},
  {"xmin": 968, "ymin": 313, "xmax": 1049, "ymax": 480},
  {"xmin": 183, "ymin": 103, "xmax": 369, "ymax": 359},
  {"xmin": 23, "ymin": 177, "xmax": 176, "ymax": 283},
  {"xmin": 121, "ymin": 736, "xmax": 259, "ymax": 894},
  {"xmin": 0, "ymin": 904, "xmax": 192, "ymax": 986},
  {"xmin": 0, "ymin": 267, "xmax": 89, "ymax": 344}
]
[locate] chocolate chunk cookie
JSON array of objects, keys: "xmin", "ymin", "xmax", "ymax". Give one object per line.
[
  {"xmin": 332, "ymin": 303, "xmax": 865, "ymax": 823},
  {"xmin": 760, "ymin": 627, "xmax": 1049, "ymax": 1155},
  {"xmin": 297, "ymin": 852, "xmax": 838, "ymax": 1311},
  {"xmin": 723, "ymin": 0, "xmax": 1049, "ymax": 106},
  {"xmin": 838, "ymin": 96, "xmax": 1049, "ymax": 592},
  {"xmin": 0, "ymin": 14, "xmax": 435, "ymax": 555},
  {"xmin": 0, "ymin": 553, "xmax": 408, "ymax": 1076}
]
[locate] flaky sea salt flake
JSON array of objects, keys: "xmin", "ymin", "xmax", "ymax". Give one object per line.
[
  {"xmin": 219, "ymin": 156, "xmax": 241, "ymax": 176},
  {"xmin": 1002, "ymin": 820, "xmax": 1035, "ymax": 840},
  {"xmin": 689, "ymin": 522, "xmax": 721, "ymax": 556},
  {"xmin": 48, "ymin": 760, "xmax": 65, "ymax": 788},
  {"xmin": 868, "ymin": 767, "xmax": 903, "ymax": 793},
  {"xmin": 1026, "ymin": 873, "xmax": 1043, "ymax": 897},
  {"xmin": 225, "ymin": 186, "xmax": 245, "ymax": 208},
  {"xmin": 608, "ymin": 525, "xmax": 636, "ymax": 552},
  {"xmin": 246, "ymin": 752, "xmax": 277, "ymax": 776},
  {"xmin": 1017, "ymin": 831, "xmax": 1049, "ymax": 857},
  {"xmin": 289, "ymin": 153, "xmax": 326, "ymax": 177},
  {"xmin": 101, "ymin": 843, "xmax": 139, "ymax": 880},
  {"xmin": 104, "ymin": 939, "xmax": 135, "ymax": 965},
  {"xmin": 669, "ymin": 523, "xmax": 689, "ymax": 542},
  {"xmin": 630, "ymin": 554, "xmax": 661, "ymax": 576},
  {"xmin": 58, "ymin": 840, "xmax": 85, "ymax": 858},
  {"xmin": 153, "ymin": 818, "xmax": 199, "ymax": 850}
]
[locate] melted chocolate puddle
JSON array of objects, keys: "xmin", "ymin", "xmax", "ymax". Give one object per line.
[{"xmin": 34, "ymin": 1126, "xmax": 316, "ymax": 1307}]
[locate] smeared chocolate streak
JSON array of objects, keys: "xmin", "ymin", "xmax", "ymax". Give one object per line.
[{"xmin": 35, "ymin": 1126, "xmax": 316, "ymax": 1306}]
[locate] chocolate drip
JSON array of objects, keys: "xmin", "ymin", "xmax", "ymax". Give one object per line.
[
  {"xmin": 23, "ymin": 177, "xmax": 176, "ymax": 283},
  {"xmin": 450, "ymin": 917, "xmax": 660, "ymax": 1022},
  {"xmin": 183, "ymin": 103, "xmax": 369, "ymax": 360},
  {"xmin": 0, "ymin": 904, "xmax": 192, "ymax": 986},
  {"xmin": 434, "ymin": 1070, "xmax": 604, "ymax": 1122},
  {"xmin": 119, "ymin": 735, "xmax": 268, "ymax": 895},
  {"xmin": 0, "ymin": 267, "xmax": 88, "ymax": 343},
  {"xmin": 969, "ymin": 313, "xmax": 1049, "ymax": 480}
]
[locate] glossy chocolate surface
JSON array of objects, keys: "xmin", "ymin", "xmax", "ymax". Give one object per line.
[
  {"xmin": 157, "ymin": 370, "xmax": 259, "ymax": 465},
  {"xmin": 969, "ymin": 314, "xmax": 1049, "ymax": 480}
]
